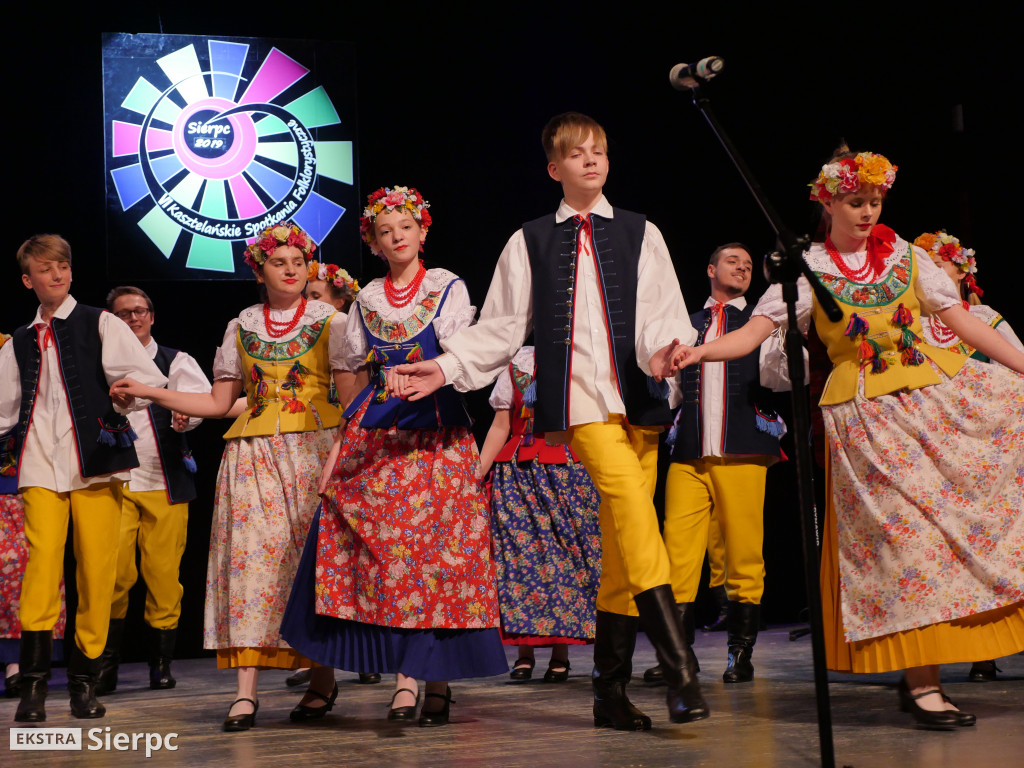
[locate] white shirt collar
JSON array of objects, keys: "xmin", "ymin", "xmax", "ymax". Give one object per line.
[
  {"xmin": 554, "ymin": 195, "xmax": 614, "ymax": 223},
  {"xmin": 144, "ymin": 337, "xmax": 158, "ymax": 358},
  {"xmin": 703, "ymin": 295, "xmax": 747, "ymax": 311},
  {"xmin": 32, "ymin": 294, "xmax": 77, "ymax": 326}
]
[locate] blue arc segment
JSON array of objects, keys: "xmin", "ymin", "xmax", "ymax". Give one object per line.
[
  {"xmin": 151, "ymin": 154, "xmax": 186, "ymax": 184},
  {"xmin": 246, "ymin": 160, "xmax": 294, "ymax": 201},
  {"xmin": 111, "ymin": 164, "xmax": 150, "ymax": 210},
  {"xmin": 293, "ymin": 193, "xmax": 345, "ymax": 245},
  {"xmin": 209, "ymin": 40, "xmax": 249, "ymax": 101}
]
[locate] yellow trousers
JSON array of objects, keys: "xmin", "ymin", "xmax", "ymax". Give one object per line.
[
  {"xmin": 568, "ymin": 417, "xmax": 667, "ymax": 616},
  {"xmin": 111, "ymin": 488, "xmax": 188, "ymax": 629},
  {"xmin": 663, "ymin": 457, "xmax": 769, "ymax": 605},
  {"xmin": 20, "ymin": 485, "xmax": 122, "ymax": 658},
  {"xmin": 707, "ymin": 506, "xmax": 726, "ymax": 589}
]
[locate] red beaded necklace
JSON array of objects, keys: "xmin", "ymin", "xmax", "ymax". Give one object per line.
[
  {"xmin": 263, "ymin": 296, "xmax": 307, "ymax": 338},
  {"xmin": 825, "ymin": 235, "xmax": 876, "ymax": 282},
  {"xmin": 384, "ymin": 260, "xmax": 426, "ymax": 308}
]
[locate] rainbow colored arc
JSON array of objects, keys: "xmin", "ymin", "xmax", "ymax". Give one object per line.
[{"xmin": 109, "ymin": 40, "xmax": 352, "ymax": 273}]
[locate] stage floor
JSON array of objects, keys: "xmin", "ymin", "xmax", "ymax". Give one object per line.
[{"xmin": 4, "ymin": 627, "xmax": 1022, "ymax": 767}]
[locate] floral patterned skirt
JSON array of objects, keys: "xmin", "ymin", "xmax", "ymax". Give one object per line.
[
  {"xmin": 0, "ymin": 494, "xmax": 66, "ymax": 662},
  {"xmin": 490, "ymin": 458, "xmax": 601, "ymax": 643},
  {"xmin": 824, "ymin": 358, "xmax": 1024, "ymax": 648},
  {"xmin": 204, "ymin": 430, "xmax": 334, "ymax": 656},
  {"xmin": 312, "ymin": 416, "xmax": 500, "ymax": 630}
]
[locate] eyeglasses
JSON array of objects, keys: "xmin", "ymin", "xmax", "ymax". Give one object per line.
[{"xmin": 114, "ymin": 307, "xmax": 151, "ymax": 320}]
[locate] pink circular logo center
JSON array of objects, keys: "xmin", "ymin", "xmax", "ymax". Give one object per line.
[{"xmin": 172, "ymin": 97, "xmax": 257, "ymax": 180}]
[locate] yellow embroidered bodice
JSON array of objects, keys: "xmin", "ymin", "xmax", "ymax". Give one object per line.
[
  {"xmin": 223, "ymin": 316, "xmax": 340, "ymax": 438},
  {"xmin": 812, "ymin": 243, "xmax": 966, "ymax": 406}
]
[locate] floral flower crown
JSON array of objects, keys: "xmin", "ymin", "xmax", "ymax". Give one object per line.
[
  {"xmin": 244, "ymin": 223, "xmax": 316, "ymax": 271},
  {"xmin": 359, "ymin": 186, "xmax": 431, "ymax": 257},
  {"xmin": 809, "ymin": 152, "xmax": 898, "ymax": 203},
  {"xmin": 913, "ymin": 230, "xmax": 982, "ymax": 295},
  {"xmin": 306, "ymin": 260, "xmax": 360, "ymax": 296}
]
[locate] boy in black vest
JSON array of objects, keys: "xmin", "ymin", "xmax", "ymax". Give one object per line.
[
  {"xmin": 391, "ymin": 113, "xmax": 707, "ymax": 730},
  {"xmin": 95, "ymin": 286, "xmax": 211, "ymax": 696},
  {"xmin": 645, "ymin": 243, "xmax": 783, "ymax": 686},
  {"xmin": 0, "ymin": 235, "xmax": 166, "ymax": 722}
]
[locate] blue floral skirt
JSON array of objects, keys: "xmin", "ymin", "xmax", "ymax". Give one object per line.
[{"xmin": 490, "ymin": 458, "xmax": 601, "ymax": 643}]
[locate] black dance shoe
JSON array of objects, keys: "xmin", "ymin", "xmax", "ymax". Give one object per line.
[
  {"xmin": 419, "ymin": 687, "xmax": 455, "ymax": 727},
  {"xmin": 543, "ymin": 659, "xmax": 570, "ymax": 683},
  {"xmin": 358, "ymin": 672, "xmax": 382, "ymax": 684},
  {"xmin": 387, "ymin": 688, "xmax": 420, "ymax": 721},
  {"xmin": 968, "ymin": 660, "xmax": 999, "ymax": 682},
  {"xmin": 4, "ymin": 672, "xmax": 21, "ymax": 698},
  {"xmin": 290, "ymin": 683, "xmax": 339, "ymax": 721},
  {"xmin": 896, "ymin": 679, "xmax": 958, "ymax": 731},
  {"xmin": 285, "ymin": 668, "xmax": 312, "ymax": 687},
  {"xmin": 223, "ymin": 698, "xmax": 259, "ymax": 732},
  {"xmin": 509, "ymin": 657, "xmax": 535, "ymax": 682}
]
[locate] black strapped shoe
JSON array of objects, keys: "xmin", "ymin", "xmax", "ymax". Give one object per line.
[
  {"xmin": 418, "ymin": 686, "xmax": 454, "ymax": 727},
  {"xmin": 147, "ymin": 626, "xmax": 177, "ymax": 690},
  {"xmin": 592, "ymin": 611, "xmax": 651, "ymax": 731},
  {"xmin": 722, "ymin": 602, "xmax": 759, "ymax": 684},
  {"xmin": 896, "ymin": 679, "xmax": 959, "ymax": 731},
  {"xmin": 67, "ymin": 645, "xmax": 106, "ymax": 719},
  {"xmin": 387, "ymin": 688, "xmax": 420, "ymax": 721},
  {"xmin": 509, "ymin": 657, "xmax": 535, "ymax": 681},
  {"xmin": 223, "ymin": 698, "xmax": 259, "ymax": 731},
  {"xmin": 290, "ymin": 682, "xmax": 338, "ymax": 721},
  {"xmin": 634, "ymin": 585, "xmax": 709, "ymax": 724},
  {"xmin": 968, "ymin": 660, "xmax": 999, "ymax": 682},
  {"xmin": 15, "ymin": 630, "xmax": 52, "ymax": 723}
]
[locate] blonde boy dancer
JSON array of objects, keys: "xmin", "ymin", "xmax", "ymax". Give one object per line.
[
  {"xmin": 392, "ymin": 113, "xmax": 708, "ymax": 730},
  {"xmin": 0, "ymin": 236, "xmax": 165, "ymax": 721}
]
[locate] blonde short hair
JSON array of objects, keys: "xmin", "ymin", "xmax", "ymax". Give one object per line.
[
  {"xmin": 541, "ymin": 112, "xmax": 608, "ymax": 161},
  {"xmin": 17, "ymin": 234, "xmax": 72, "ymax": 275}
]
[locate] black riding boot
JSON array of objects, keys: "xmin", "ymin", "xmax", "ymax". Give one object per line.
[
  {"xmin": 592, "ymin": 611, "xmax": 651, "ymax": 731},
  {"xmin": 14, "ymin": 630, "xmax": 52, "ymax": 722},
  {"xmin": 722, "ymin": 601, "xmax": 759, "ymax": 684},
  {"xmin": 95, "ymin": 618, "xmax": 124, "ymax": 695},
  {"xmin": 148, "ymin": 626, "xmax": 177, "ymax": 690},
  {"xmin": 642, "ymin": 602, "xmax": 699, "ymax": 685},
  {"xmin": 702, "ymin": 584, "xmax": 729, "ymax": 631},
  {"xmin": 635, "ymin": 585, "xmax": 709, "ymax": 723},
  {"xmin": 68, "ymin": 645, "xmax": 106, "ymax": 719}
]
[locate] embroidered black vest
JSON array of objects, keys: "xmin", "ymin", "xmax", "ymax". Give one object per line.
[
  {"xmin": 11, "ymin": 303, "xmax": 139, "ymax": 480},
  {"xmin": 671, "ymin": 303, "xmax": 782, "ymax": 462},
  {"xmin": 149, "ymin": 345, "xmax": 197, "ymax": 504},
  {"xmin": 523, "ymin": 209, "xmax": 672, "ymax": 432}
]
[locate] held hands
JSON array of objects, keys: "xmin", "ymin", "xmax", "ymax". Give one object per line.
[
  {"xmin": 387, "ymin": 360, "xmax": 444, "ymax": 401},
  {"xmin": 649, "ymin": 339, "xmax": 703, "ymax": 381},
  {"xmin": 171, "ymin": 412, "xmax": 189, "ymax": 432},
  {"xmin": 109, "ymin": 377, "xmax": 142, "ymax": 409},
  {"xmin": 670, "ymin": 344, "xmax": 703, "ymax": 371}
]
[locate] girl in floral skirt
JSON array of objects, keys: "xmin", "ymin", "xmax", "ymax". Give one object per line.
[
  {"xmin": 667, "ymin": 149, "xmax": 1024, "ymax": 730},
  {"xmin": 477, "ymin": 345, "xmax": 601, "ymax": 682},
  {"xmin": 111, "ymin": 224, "xmax": 346, "ymax": 731},
  {"xmin": 281, "ymin": 186, "xmax": 506, "ymax": 727}
]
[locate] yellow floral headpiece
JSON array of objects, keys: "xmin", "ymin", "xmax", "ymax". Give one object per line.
[{"xmin": 809, "ymin": 152, "xmax": 898, "ymax": 203}]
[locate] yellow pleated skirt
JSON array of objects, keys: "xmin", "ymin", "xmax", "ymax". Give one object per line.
[
  {"xmin": 822, "ymin": 486, "xmax": 1024, "ymax": 673},
  {"xmin": 215, "ymin": 646, "xmax": 316, "ymax": 670}
]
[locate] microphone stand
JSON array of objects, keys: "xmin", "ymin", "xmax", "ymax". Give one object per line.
[{"xmin": 678, "ymin": 80, "xmax": 842, "ymax": 768}]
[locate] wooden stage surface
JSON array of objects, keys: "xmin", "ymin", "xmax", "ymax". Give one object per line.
[{"xmin": 4, "ymin": 628, "xmax": 1023, "ymax": 767}]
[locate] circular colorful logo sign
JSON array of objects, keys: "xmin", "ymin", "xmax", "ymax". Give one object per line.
[{"xmin": 106, "ymin": 35, "xmax": 354, "ymax": 274}]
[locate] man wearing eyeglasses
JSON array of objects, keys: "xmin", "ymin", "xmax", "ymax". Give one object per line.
[{"xmin": 99, "ymin": 286, "xmax": 211, "ymax": 696}]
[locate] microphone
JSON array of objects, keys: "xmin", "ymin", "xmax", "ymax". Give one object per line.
[{"xmin": 669, "ymin": 57, "xmax": 724, "ymax": 90}]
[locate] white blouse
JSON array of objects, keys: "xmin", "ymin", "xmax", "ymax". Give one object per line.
[
  {"xmin": 488, "ymin": 346, "xmax": 535, "ymax": 411},
  {"xmin": 339, "ymin": 268, "xmax": 475, "ymax": 373},
  {"xmin": 212, "ymin": 300, "xmax": 346, "ymax": 381},
  {"xmin": 752, "ymin": 238, "xmax": 961, "ymax": 330}
]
